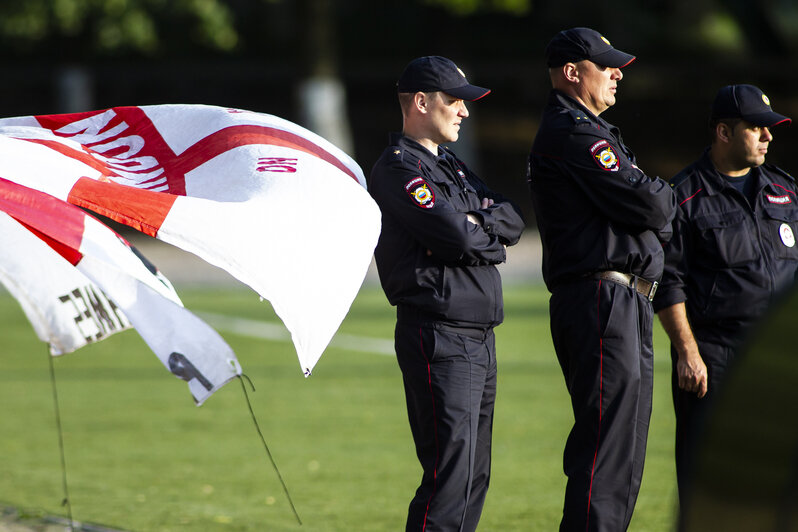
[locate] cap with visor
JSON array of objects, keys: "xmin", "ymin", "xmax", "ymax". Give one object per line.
[
  {"xmin": 545, "ymin": 27, "xmax": 636, "ymax": 68},
  {"xmin": 397, "ymin": 56, "xmax": 490, "ymax": 101},
  {"xmin": 711, "ymin": 84, "xmax": 791, "ymax": 128}
]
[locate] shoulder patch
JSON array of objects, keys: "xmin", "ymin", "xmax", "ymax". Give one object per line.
[
  {"xmin": 589, "ymin": 139, "xmax": 620, "ymax": 172},
  {"xmin": 405, "ymin": 177, "xmax": 435, "ymax": 209}
]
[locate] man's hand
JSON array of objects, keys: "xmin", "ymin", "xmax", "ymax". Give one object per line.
[
  {"xmin": 676, "ymin": 347, "xmax": 708, "ymax": 398},
  {"xmin": 467, "ymin": 198, "xmax": 495, "ymax": 225},
  {"xmin": 657, "ymin": 302, "xmax": 709, "ymax": 398}
]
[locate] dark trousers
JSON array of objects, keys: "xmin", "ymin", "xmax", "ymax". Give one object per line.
[
  {"xmin": 550, "ymin": 279, "xmax": 654, "ymax": 532},
  {"xmin": 395, "ymin": 318, "xmax": 497, "ymax": 532},
  {"xmin": 671, "ymin": 340, "xmax": 734, "ymax": 526}
]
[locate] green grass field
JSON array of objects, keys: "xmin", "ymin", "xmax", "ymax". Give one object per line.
[{"xmin": 0, "ymin": 283, "xmax": 678, "ymax": 531}]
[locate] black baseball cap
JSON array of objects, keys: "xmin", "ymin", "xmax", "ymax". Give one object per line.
[
  {"xmin": 545, "ymin": 27, "xmax": 636, "ymax": 68},
  {"xmin": 711, "ymin": 84, "xmax": 791, "ymax": 127},
  {"xmin": 397, "ymin": 56, "xmax": 491, "ymax": 101}
]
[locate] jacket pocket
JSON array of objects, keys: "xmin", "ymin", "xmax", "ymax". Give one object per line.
[
  {"xmin": 693, "ymin": 211, "xmax": 759, "ymax": 267},
  {"xmin": 762, "ymin": 205, "xmax": 798, "ymax": 260}
]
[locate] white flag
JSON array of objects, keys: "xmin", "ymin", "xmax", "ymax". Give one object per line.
[
  {"xmin": 0, "ymin": 178, "xmax": 241, "ymax": 405},
  {"xmin": 0, "ymin": 105, "xmax": 381, "ymax": 375},
  {"xmin": 0, "ymin": 212, "xmax": 132, "ymax": 355}
]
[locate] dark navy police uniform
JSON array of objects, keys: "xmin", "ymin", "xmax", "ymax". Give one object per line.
[
  {"xmin": 370, "ymin": 132, "xmax": 524, "ymax": 532},
  {"xmin": 528, "ymin": 90, "xmax": 676, "ymax": 531},
  {"xmin": 653, "ymin": 149, "xmax": 798, "ymax": 505}
]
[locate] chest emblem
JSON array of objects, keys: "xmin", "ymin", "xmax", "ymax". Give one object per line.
[
  {"xmin": 590, "ymin": 140, "xmax": 620, "ymax": 171},
  {"xmin": 767, "ymin": 194, "xmax": 791, "ymax": 204},
  {"xmin": 779, "ymin": 223, "xmax": 795, "ymax": 248},
  {"xmin": 405, "ymin": 177, "xmax": 435, "ymax": 209}
]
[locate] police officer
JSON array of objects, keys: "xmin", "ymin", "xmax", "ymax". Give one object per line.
[
  {"xmin": 369, "ymin": 56, "xmax": 524, "ymax": 532},
  {"xmin": 527, "ymin": 28, "xmax": 676, "ymax": 531},
  {"xmin": 653, "ymin": 84, "xmax": 796, "ymax": 522}
]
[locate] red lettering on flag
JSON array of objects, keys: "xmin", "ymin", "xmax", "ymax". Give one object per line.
[
  {"xmin": 257, "ymin": 157, "xmax": 298, "ymax": 173},
  {"xmin": 35, "ymin": 107, "xmax": 361, "ymax": 195}
]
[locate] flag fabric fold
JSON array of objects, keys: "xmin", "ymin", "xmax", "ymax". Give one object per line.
[
  {"xmin": 0, "ymin": 178, "xmax": 241, "ymax": 405},
  {"xmin": 0, "ymin": 105, "xmax": 382, "ymax": 375}
]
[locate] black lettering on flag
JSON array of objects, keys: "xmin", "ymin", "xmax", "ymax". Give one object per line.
[
  {"xmin": 59, "ymin": 288, "xmax": 96, "ymax": 343},
  {"xmin": 59, "ymin": 285, "xmax": 129, "ymax": 343},
  {"xmin": 86, "ymin": 285, "xmax": 123, "ymax": 334},
  {"xmin": 168, "ymin": 352, "xmax": 213, "ymax": 391},
  {"xmin": 106, "ymin": 295, "xmax": 129, "ymax": 329}
]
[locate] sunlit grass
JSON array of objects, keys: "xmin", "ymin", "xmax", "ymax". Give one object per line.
[{"xmin": 0, "ymin": 284, "xmax": 677, "ymax": 531}]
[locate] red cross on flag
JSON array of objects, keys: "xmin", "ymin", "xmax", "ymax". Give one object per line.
[{"xmin": 0, "ymin": 105, "xmax": 381, "ymax": 376}]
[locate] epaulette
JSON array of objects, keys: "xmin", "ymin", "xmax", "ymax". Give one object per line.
[
  {"xmin": 569, "ymin": 109, "xmax": 591, "ymax": 126},
  {"xmin": 764, "ymin": 163, "xmax": 796, "ymax": 183},
  {"xmin": 388, "ymin": 146, "xmax": 404, "ymax": 161},
  {"xmin": 668, "ymin": 171, "xmax": 691, "ymax": 189}
]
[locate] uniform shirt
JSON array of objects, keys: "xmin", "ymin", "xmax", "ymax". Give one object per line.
[
  {"xmin": 528, "ymin": 90, "xmax": 676, "ymax": 291},
  {"xmin": 653, "ymin": 149, "xmax": 798, "ymax": 346},
  {"xmin": 369, "ymin": 133, "xmax": 525, "ymax": 327}
]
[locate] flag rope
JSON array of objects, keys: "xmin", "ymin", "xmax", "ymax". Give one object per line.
[
  {"xmin": 47, "ymin": 347, "xmax": 75, "ymax": 531},
  {"xmin": 238, "ymin": 374, "xmax": 302, "ymax": 525}
]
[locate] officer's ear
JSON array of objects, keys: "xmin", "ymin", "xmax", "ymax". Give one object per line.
[
  {"xmin": 562, "ymin": 63, "xmax": 580, "ymax": 84},
  {"xmin": 715, "ymin": 122, "xmax": 734, "ymax": 144},
  {"xmin": 413, "ymin": 92, "xmax": 429, "ymax": 114}
]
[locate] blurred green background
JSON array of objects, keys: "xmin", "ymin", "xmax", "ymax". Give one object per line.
[
  {"xmin": 2, "ymin": 1, "xmax": 798, "ymax": 529},
  {"xmin": 1, "ymin": 0, "xmax": 797, "ymax": 220}
]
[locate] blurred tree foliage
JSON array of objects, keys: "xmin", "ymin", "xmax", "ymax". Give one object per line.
[
  {"xmin": 0, "ymin": 0, "xmax": 795, "ymax": 61},
  {"xmin": 423, "ymin": 0, "xmax": 530, "ymax": 16},
  {"xmin": 0, "ymin": 0, "xmax": 239, "ymax": 56}
]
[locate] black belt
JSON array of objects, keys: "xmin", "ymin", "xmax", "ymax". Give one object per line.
[{"xmin": 592, "ymin": 271, "xmax": 658, "ymax": 301}]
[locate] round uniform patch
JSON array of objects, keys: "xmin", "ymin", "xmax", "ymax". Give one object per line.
[
  {"xmin": 779, "ymin": 223, "xmax": 795, "ymax": 248},
  {"xmin": 404, "ymin": 177, "xmax": 435, "ymax": 209},
  {"xmin": 589, "ymin": 139, "xmax": 620, "ymax": 171}
]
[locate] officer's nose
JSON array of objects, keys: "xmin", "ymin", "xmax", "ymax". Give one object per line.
[
  {"xmin": 459, "ymin": 101, "xmax": 469, "ymax": 118},
  {"xmin": 612, "ymin": 68, "xmax": 623, "ymax": 81},
  {"xmin": 761, "ymin": 127, "xmax": 773, "ymax": 142}
]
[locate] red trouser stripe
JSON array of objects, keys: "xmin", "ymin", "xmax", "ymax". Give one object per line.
[
  {"xmin": 419, "ymin": 326, "xmax": 439, "ymax": 532},
  {"xmin": 586, "ymin": 280, "xmax": 604, "ymax": 531}
]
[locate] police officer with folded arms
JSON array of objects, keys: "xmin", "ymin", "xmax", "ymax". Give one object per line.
[
  {"xmin": 527, "ymin": 28, "xmax": 676, "ymax": 531},
  {"xmin": 369, "ymin": 56, "xmax": 524, "ymax": 531},
  {"xmin": 653, "ymin": 84, "xmax": 796, "ymax": 523}
]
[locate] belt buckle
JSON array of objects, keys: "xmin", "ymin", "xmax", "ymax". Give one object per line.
[{"xmin": 647, "ymin": 280, "xmax": 658, "ymax": 302}]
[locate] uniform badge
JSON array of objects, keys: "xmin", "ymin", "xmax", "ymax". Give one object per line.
[
  {"xmin": 767, "ymin": 194, "xmax": 791, "ymax": 204},
  {"xmin": 590, "ymin": 140, "xmax": 620, "ymax": 172},
  {"xmin": 779, "ymin": 223, "xmax": 795, "ymax": 248},
  {"xmin": 405, "ymin": 177, "xmax": 435, "ymax": 209}
]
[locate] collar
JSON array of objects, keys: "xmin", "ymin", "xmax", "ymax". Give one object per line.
[
  {"xmin": 390, "ymin": 132, "xmax": 459, "ymax": 170},
  {"xmin": 694, "ymin": 148, "xmax": 762, "ymax": 196},
  {"xmin": 549, "ymin": 89, "xmax": 617, "ymax": 133}
]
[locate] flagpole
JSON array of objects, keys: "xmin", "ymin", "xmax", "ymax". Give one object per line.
[{"xmin": 47, "ymin": 346, "xmax": 75, "ymax": 531}]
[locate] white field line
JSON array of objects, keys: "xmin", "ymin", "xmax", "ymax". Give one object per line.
[{"xmin": 196, "ymin": 311, "xmax": 396, "ymax": 356}]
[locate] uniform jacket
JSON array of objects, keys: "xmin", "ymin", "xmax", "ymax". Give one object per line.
[
  {"xmin": 528, "ymin": 90, "xmax": 677, "ymax": 291},
  {"xmin": 653, "ymin": 149, "xmax": 798, "ymax": 346},
  {"xmin": 369, "ymin": 133, "xmax": 525, "ymax": 327}
]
